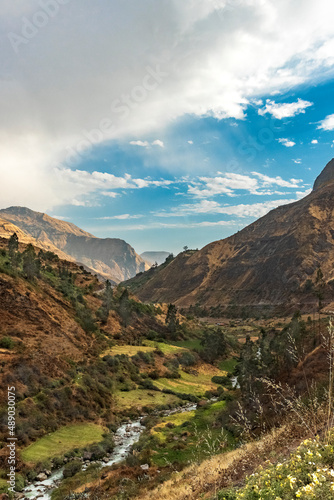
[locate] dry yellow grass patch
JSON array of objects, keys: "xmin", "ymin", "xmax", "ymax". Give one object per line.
[
  {"xmin": 135, "ymin": 425, "xmax": 295, "ymax": 500},
  {"xmin": 136, "ymin": 447, "xmax": 248, "ymax": 500}
]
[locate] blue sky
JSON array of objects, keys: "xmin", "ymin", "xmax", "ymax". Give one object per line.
[{"xmin": 2, "ymin": 1, "xmax": 334, "ymax": 254}]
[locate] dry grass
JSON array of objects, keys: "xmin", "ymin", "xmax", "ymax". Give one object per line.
[{"xmin": 134, "ymin": 424, "xmax": 305, "ymax": 500}]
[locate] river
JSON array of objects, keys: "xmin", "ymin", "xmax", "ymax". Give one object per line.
[{"xmin": 22, "ymin": 402, "xmax": 197, "ymax": 500}]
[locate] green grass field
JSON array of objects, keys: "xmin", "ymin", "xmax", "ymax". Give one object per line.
[
  {"xmin": 142, "ymin": 340, "xmax": 186, "ymax": 354},
  {"xmin": 115, "ymin": 389, "xmax": 181, "ymax": 409},
  {"xmin": 21, "ymin": 424, "xmax": 106, "ymax": 463},
  {"xmin": 154, "ymin": 370, "xmax": 219, "ymax": 396},
  {"xmin": 219, "ymin": 358, "xmax": 238, "ymax": 374},
  {"xmin": 147, "ymin": 401, "xmax": 234, "ymax": 466},
  {"xmin": 101, "ymin": 345, "xmax": 156, "ymax": 357},
  {"xmin": 168, "ymin": 339, "xmax": 203, "ymax": 351}
]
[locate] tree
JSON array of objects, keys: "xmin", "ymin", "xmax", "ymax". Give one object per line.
[
  {"xmin": 200, "ymin": 327, "xmax": 227, "ymax": 363},
  {"xmin": 119, "ymin": 288, "xmax": 131, "ymax": 326},
  {"xmin": 183, "ymin": 246, "xmax": 189, "ymax": 252},
  {"xmin": 97, "ymin": 280, "xmax": 114, "ymax": 324},
  {"xmin": 165, "ymin": 303, "xmax": 179, "ymax": 334},
  {"xmin": 22, "ymin": 244, "xmax": 40, "ymax": 280},
  {"xmin": 8, "ymin": 233, "xmax": 20, "ymax": 268}
]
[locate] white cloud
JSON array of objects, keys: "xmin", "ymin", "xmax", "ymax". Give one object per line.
[
  {"xmin": 278, "ymin": 138, "xmax": 296, "ymax": 148},
  {"xmin": 156, "ymin": 196, "xmax": 304, "ymax": 220},
  {"xmin": 293, "ymin": 159, "xmax": 302, "ymax": 164},
  {"xmin": 188, "ymin": 173, "xmax": 259, "ymax": 198},
  {"xmin": 251, "ymin": 172, "xmax": 302, "ymax": 188},
  {"xmin": 311, "ymin": 139, "xmax": 318, "ymax": 144},
  {"xmin": 317, "ymin": 114, "xmax": 334, "ymax": 131},
  {"xmin": 92, "ymin": 219, "xmax": 238, "ymax": 231},
  {"xmin": 152, "ymin": 139, "xmax": 164, "ymax": 148},
  {"xmin": 96, "ymin": 214, "xmax": 143, "ymax": 220},
  {"xmin": 129, "ymin": 141, "xmax": 149, "ymax": 147},
  {"xmin": 2, "ymin": 0, "xmax": 334, "ymax": 208},
  {"xmin": 186, "ymin": 171, "xmax": 303, "ymax": 198},
  {"xmin": 188, "ymin": 140, "xmax": 194, "ymax": 145},
  {"xmin": 258, "ymin": 98, "xmax": 312, "ymax": 119}
]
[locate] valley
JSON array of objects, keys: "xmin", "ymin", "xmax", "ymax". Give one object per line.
[{"xmin": 1, "ymin": 161, "xmax": 334, "ymax": 499}]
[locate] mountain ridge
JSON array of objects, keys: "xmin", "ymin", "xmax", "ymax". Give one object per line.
[
  {"xmin": 124, "ymin": 159, "xmax": 334, "ymax": 311},
  {"xmin": 0, "ymin": 206, "xmax": 149, "ymax": 282}
]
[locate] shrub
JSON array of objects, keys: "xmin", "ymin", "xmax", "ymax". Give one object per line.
[
  {"xmin": 178, "ymin": 351, "xmax": 198, "ymax": 367},
  {"xmin": 0, "ymin": 336, "xmax": 14, "ymax": 349},
  {"xmin": 63, "ymin": 460, "xmax": 82, "ymax": 478}
]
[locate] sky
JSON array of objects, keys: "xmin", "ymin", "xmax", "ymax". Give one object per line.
[{"xmin": 1, "ymin": 1, "xmax": 334, "ymax": 255}]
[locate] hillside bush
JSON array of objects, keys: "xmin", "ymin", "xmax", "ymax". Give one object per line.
[
  {"xmin": 0, "ymin": 336, "xmax": 14, "ymax": 349},
  {"xmin": 63, "ymin": 460, "xmax": 82, "ymax": 478},
  {"xmin": 218, "ymin": 435, "xmax": 334, "ymax": 499}
]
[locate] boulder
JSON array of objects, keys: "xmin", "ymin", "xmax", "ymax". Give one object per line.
[{"xmin": 36, "ymin": 473, "xmax": 47, "ymax": 481}]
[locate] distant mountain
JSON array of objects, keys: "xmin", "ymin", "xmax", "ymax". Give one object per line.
[
  {"xmin": 140, "ymin": 251, "xmax": 171, "ymax": 266},
  {"xmin": 0, "ymin": 207, "xmax": 149, "ymax": 282},
  {"xmin": 124, "ymin": 159, "xmax": 334, "ymax": 312}
]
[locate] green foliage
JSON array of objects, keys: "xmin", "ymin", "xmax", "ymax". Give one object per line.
[
  {"xmin": 221, "ymin": 436, "xmax": 334, "ymax": 499},
  {"xmin": 39, "ymin": 250, "xmax": 59, "ymax": 262},
  {"xmin": 75, "ymin": 305, "xmax": 97, "ymax": 333},
  {"xmin": 211, "ymin": 375, "xmax": 231, "ymax": 387},
  {"xmin": 166, "ymin": 303, "xmax": 179, "ymax": 334},
  {"xmin": 63, "ymin": 460, "xmax": 82, "ymax": 478},
  {"xmin": 22, "ymin": 244, "xmax": 40, "ymax": 280},
  {"xmin": 118, "ymin": 288, "xmax": 131, "ymax": 326},
  {"xmin": 8, "ymin": 232, "xmax": 20, "ymax": 268},
  {"xmin": 201, "ymin": 328, "xmax": 227, "ymax": 363},
  {"xmin": 177, "ymin": 350, "xmax": 198, "ymax": 367},
  {"xmin": 96, "ymin": 280, "xmax": 114, "ymax": 324},
  {"xmin": 0, "ymin": 336, "xmax": 14, "ymax": 349}
]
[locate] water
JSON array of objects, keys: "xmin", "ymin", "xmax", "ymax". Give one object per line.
[
  {"xmin": 22, "ymin": 420, "xmax": 144, "ymax": 500},
  {"xmin": 21, "ymin": 402, "xmax": 200, "ymax": 500}
]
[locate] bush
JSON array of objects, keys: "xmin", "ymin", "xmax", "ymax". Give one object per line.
[
  {"xmin": 63, "ymin": 460, "xmax": 82, "ymax": 478},
  {"xmin": 178, "ymin": 351, "xmax": 198, "ymax": 367},
  {"xmin": 0, "ymin": 336, "xmax": 14, "ymax": 349},
  {"xmin": 212, "ymin": 375, "xmax": 232, "ymax": 388}
]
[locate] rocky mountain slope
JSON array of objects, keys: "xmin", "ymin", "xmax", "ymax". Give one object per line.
[
  {"xmin": 124, "ymin": 159, "xmax": 334, "ymax": 311},
  {"xmin": 0, "ymin": 207, "xmax": 149, "ymax": 282}
]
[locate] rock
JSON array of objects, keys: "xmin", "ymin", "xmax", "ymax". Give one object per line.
[
  {"xmin": 36, "ymin": 473, "xmax": 48, "ymax": 481},
  {"xmin": 83, "ymin": 451, "xmax": 93, "ymax": 460},
  {"xmin": 140, "ymin": 464, "xmax": 149, "ymax": 470},
  {"xmin": 103, "ymin": 457, "xmax": 109, "ymax": 463},
  {"xmin": 45, "ymin": 470, "xmax": 52, "ymax": 476}
]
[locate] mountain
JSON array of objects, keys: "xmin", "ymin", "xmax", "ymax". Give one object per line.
[
  {"xmin": 124, "ymin": 159, "xmax": 334, "ymax": 312},
  {"xmin": 140, "ymin": 251, "xmax": 171, "ymax": 266},
  {"xmin": 0, "ymin": 207, "xmax": 149, "ymax": 282}
]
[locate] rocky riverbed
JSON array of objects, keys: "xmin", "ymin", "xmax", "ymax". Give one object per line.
[{"xmin": 21, "ymin": 402, "xmax": 198, "ymax": 500}]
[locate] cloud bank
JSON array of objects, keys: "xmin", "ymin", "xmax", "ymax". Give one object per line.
[{"xmin": 1, "ymin": 0, "xmax": 334, "ymax": 209}]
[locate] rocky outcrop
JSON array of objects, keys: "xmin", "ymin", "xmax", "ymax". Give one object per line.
[{"xmin": 313, "ymin": 158, "xmax": 334, "ymax": 191}]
